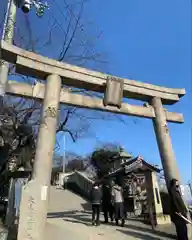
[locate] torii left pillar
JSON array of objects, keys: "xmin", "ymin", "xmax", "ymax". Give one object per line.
[{"xmin": 17, "ymin": 74, "xmax": 61, "ymax": 240}]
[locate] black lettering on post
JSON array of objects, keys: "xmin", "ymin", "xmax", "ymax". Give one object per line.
[{"xmin": 155, "ymin": 188, "xmax": 160, "ymax": 204}]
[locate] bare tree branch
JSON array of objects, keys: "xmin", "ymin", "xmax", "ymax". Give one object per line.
[{"xmin": 0, "ymin": 0, "xmax": 138, "ymax": 168}]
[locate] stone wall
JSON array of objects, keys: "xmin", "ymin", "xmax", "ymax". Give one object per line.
[{"xmin": 67, "ymin": 171, "xmax": 94, "ymax": 201}]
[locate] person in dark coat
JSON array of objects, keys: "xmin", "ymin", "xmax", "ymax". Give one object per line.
[
  {"xmin": 90, "ymin": 182, "xmax": 102, "ymax": 226},
  {"xmin": 169, "ymin": 178, "xmax": 190, "ymax": 240},
  {"xmin": 102, "ymin": 182, "xmax": 114, "ymax": 223}
]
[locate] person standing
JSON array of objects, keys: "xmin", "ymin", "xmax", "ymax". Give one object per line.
[
  {"xmin": 102, "ymin": 182, "xmax": 114, "ymax": 223},
  {"xmin": 169, "ymin": 178, "xmax": 191, "ymax": 240},
  {"xmin": 90, "ymin": 182, "xmax": 102, "ymax": 226},
  {"xmin": 112, "ymin": 181, "xmax": 125, "ymax": 227}
]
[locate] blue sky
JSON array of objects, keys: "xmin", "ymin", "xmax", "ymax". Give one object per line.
[
  {"xmin": 59, "ymin": 0, "xmax": 191, "ymax": 183},
  {"xmin": 1, "ymin": 0, "xmax": 191, "ymax": 183}
]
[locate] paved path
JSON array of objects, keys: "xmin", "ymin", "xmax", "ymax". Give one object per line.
[{"xmin": 45, "ymin": 187, "xmax": 176, "ymax": 240}]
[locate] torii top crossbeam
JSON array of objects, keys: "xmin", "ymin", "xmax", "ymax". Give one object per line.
[
  {"xmin": 0, "ymin": 40, "xmax": 185, "ymax": 104},
  {"xmin": 0, "ymin": 40, "xmax": 185, "ymax": 123}
]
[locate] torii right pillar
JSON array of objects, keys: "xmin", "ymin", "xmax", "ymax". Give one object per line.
[
  {"xmin": 151, "ymin": 97, "xmax": 180, "ymax": 187},
  {"xmin": 152, "ymin": 97, "xmax": 192, "ymax": 238}
]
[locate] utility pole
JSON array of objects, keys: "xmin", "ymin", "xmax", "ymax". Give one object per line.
[
  {"xmin": 0, "ymin": 0, "xmax": 49, "ymax": 96},
  {"xmin": 62, "ymin": 134, "xmax": 66, "ymax": 173},
  {"xmin": 0, "ymin": 3, "xmax": 16, "ymax": 238},
  {"xmin": 189, "ymin": 182, "xmax": 192, "ymax": 197},
  {"xmin": 0, "ymin": 0, "xmax": 17, "ymax": 96}
]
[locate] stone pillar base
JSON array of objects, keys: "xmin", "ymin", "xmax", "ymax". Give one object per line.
[{"xmin": 156, "ymin": 214, "xmax": 171, "ymax": 225}]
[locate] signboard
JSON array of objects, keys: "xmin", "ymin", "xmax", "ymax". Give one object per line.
[
  {"xmin": 180, "ymin": 185, "xmax": 185, "ymax": 196},
  {"xmin": 103, "ymin": 76, "xmax": 124, "ymax": 109}
]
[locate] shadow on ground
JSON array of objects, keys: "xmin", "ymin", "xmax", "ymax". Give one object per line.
[
  {"xmin": 47, "ymin": 210, "xmax": 92, "ymax": 226},
  {"xmin": 118, "ymin": 224, "xmax": 176, "ymax": 240},
  {"xmin": 48, "ymin": 210, "xmax": 176, "ymax": 239},
  {"xmin": 118, "ymin": 229, "xmax": 162, "ymax": 240}
]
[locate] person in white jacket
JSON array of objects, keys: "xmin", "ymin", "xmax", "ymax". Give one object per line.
[{"xmin": 112, "ymin": 182, "xmax": 125, "ymax": 227}]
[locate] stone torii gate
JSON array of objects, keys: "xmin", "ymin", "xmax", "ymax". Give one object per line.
[{"xmin": 0, "ymin": 40, "xmax": 185, "ymax": 240}]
